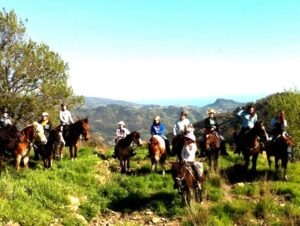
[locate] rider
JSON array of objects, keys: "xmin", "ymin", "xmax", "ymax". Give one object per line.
[
  {"xmin": 173, "ymin": 111, "xmax": 191, "ymax": 136},
  {"xmin": 38, "ymin": 112, "xmax": 53, "ymax": 139},
  {"xmin": 235, "ymin": 104, "xmax": 258, "ymax": 154},
  {"xmin": 270, "ymin": 110, "xmax": 293, "ymax": 159},
  {"xmin": 59, "ymin": 103, "xmax": 74, "ymax": 145},
  {"xmin": 181, "ymin": 132, "xmax": 203, "ymax": 189},
  {"xmin": 202, "ymin": 108, "xmax": 228, "ymax": 156},
  {"xmin": 112, "ymin": 121, "xmax": 136, "ymax": 158},
  {"xmin": 34, "ymin": 112, "xmax": 53, "ymax": 160},
  {"xmin": 148, "ymin": 116, "xmax": 170, "ymax": 155},
  {"xmin": 0, "ymin": 109, "xmax": 12, "ymax": 128},
  {"xmin": 271, "ymin": 110, "xmax": 287, "ymax": 139}
]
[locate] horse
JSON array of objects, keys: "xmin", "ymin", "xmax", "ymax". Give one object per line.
[
  {"xmin": 238, "ymin": 120, "xmax": 267, "ymax": 172},
  {"xmin": 61, "ymin": 118, "xmax": 90, "ymax": 160},
  {"xmin": 0, "ymin": 123, "xmax": 46, "ymax": 170},
  {"xmin": 34, "ymin": 127, "xmax": 62, "ymax": 168},
  {"xmin": 171, "ymin": 161, "xmax": 204, "ymax": 206},
  {"xmin": 0, "ymin": 125, "xmax": 25, "ymax": 169},
  {"xmin": 19, "ymin": 122, "xmax": 48, "ymax": 169},
  {"xmin": 203, "ymin": 132, "xmax": 221, "ymax": 172},
  {"xmin": 170, "ymin": 134, "xmax": 185, "ymax": 160},
  {"xmin": 265, "ymin": 134, "xmax": 294, "ymax": 181},
  {"xmin": 116, "ymin": 131, "xmax": 143, "ymax": 173},
  {"xmin": 149, "ymin": 135, "xmax": 167, "ymax": 175}
]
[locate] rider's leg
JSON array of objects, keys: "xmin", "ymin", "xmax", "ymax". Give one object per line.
[{"xmin": 59, "ymin": 125, "xmax": 66, "ymax": 145}]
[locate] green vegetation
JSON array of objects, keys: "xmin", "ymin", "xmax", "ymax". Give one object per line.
[
  {"xmin": 0, "ymin": 145, "xmax": 299, "ymax": 225},
  {"xmin": 0, "ymin": 9, "xmax": 83, "ymax": 124}
]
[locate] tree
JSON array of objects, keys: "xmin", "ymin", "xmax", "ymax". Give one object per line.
[{"xmin": 0, "ymin": 9, "xmax": 84, "ymax": 126}]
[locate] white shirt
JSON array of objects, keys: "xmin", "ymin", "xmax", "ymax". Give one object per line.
[
  {"xmin": 59, "ymin": 110, "xmax": 74, "ymax": 125},
  {"xmin": 173, "ymin": 118, "xmax": 191, "ymax": 136},
  {"xmin": 115, "ymin": 127, "xmax": 130, "ymax": 142},
  {"xmin": 181, "ymin": 142, "xmax": 197, "ymax": 162}
]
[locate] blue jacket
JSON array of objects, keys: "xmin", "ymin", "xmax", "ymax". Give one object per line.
[{"xmin": 150, "ymin": 122, "xmax": 165, "ymax": 136}]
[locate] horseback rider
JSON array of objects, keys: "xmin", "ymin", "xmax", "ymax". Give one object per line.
[
  {"xmin": 112, "ymin": 121, "xmax": 136, "ymax": 158},
  {"xmin": 173, "ymin": 111, "xmax": 191, "ymax": 136},
  {"xmin": 235, "ymin": 104, "xmax": 258, "ymax": 153},
  {"xmin": 0, "ymin": 109, "xmax": 12, "ymax": 128},
  {"xmin": 148, "ymin": 116, "xmax": 170, "ymax": 155},
  {"xmin": 270, "ymin": 110, "xmax": 293, "ymax": 159},
  {"xmin": 271, "ymin": 110, "xmax": 288, "ymax": 139},
  {"xmin": 39, "ymin": 112, "xmax": 53, "ymax": 139},
  {"xmin": 181, "ymin": 133, "xmax": 203, "ymax": 189},
  {"xmin": 59, "ymin": 103, "xmax": 74, "ymax": 145},
  {"xmin": 34, "ymin": 112, "xmax": 53, "ymax": 160}
]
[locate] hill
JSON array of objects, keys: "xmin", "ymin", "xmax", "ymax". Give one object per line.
[{"xmin": 74, "ymin": 97, "xmax": 243, "ymax": 145}]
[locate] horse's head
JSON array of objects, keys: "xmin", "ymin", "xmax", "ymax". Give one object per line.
[
  {"xmin": 75, "ymin": 118, "xmax": 90, "ymax": 141},
  {"xmin": 131, "ymin": 131, "xmax": 143, "ymax": 146},
  {"xmin": 204, "ymin": 132, "xmax": 221, "ymax": 150},
  {"xmin": 171, "ymin": 134, "xmax": 185, "ymax": 157},
  {"xmin": 23, "ymin": 122, "xmax": 47, "ymax": 145},
  {"xmin": 253, "ymin": 120, "xmax": 268, "ymax": 141}
]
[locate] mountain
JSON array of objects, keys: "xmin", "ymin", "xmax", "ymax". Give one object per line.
[
  {"xmin": 74, "ymin": 97, "xmax": 244, "ymax": 146},
  {"xmin": 83, "ymin": 97, "xmax": 141, "ymax": 108}
]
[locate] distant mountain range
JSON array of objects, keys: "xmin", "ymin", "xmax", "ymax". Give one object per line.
[{"xmin": 74, "ymin": 97, "xmax": 245, "ymax": 145}]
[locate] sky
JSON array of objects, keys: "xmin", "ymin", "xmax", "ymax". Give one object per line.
[{"xmin": 3, "ymin": 0, "xmax": 300, "ymax": 105}]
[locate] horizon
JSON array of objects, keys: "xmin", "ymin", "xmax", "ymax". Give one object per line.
[{"xmin": 86, "ymin": 93, "xmax": 267, "ymax": 107}]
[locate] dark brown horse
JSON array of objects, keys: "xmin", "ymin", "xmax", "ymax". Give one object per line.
[
  {"xmin": 116, "ymin": 131, "xmax": 143, "ymax": 173},
  {"xmin": 61, "ymin": 118, "xmax": 90, "ymax": 160},
  {"xmin": 203, "ymin": 132, "xmax": 221, "ymax": 172},
  {"xmin": 34, "ymin": 127, "xmax": 62, "ymax": 168},
  {"xmin": 149, "ymin": 135, "xmax": 167, "ymax": 175},
  {"xmin": 265, "ymin": 134, "xmax": 294, "ymax": 181},
  {"xmin": 171, "ymin": 161, "xmax": 204, "ymax": 206},
  {"xmin": 238, "ymin": 120, "xmax": 267, "ymax": 172},
  {"xmin": 170, "ymin": 134, "xmax": 185, "ymax": 160}
]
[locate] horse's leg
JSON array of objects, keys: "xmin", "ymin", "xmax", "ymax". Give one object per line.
[
  {"xmin": 243, "ymin": 152, "xmax": 250, "ymax": 171},
  {"xmin": 282, "ymin": 155, "xmax": 289, "ymax": 181},
  {"xmin": 213, "ymin": 149, "xmax": 219, "ymax": 172},
  {"xmin": 120, "ymin": 158, "xmax": 126, "ymax": 173},
  {"xmin": 251, "ymin": 153, "xmax": 259, "ymax": 172},
  {"xmin": 15, "ymin": 155, "xmax": 21, "ymax": 170},
  {"xmin": 69, "ymin": 146, "xmax": 74, "ymax": 160},
  {"xmin": 23, "ymin": 156, "xmax": 29, "ymax": 169},
  {"xmin": 127, "ymin": 158, "xmax": 130, "ymax": 172}
]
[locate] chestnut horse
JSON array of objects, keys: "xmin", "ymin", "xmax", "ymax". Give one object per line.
[
  {"xmin": 239, "ymin": 120, "xmax": 267, "ymax": 172},
  {"xmin": 116, "ymin": 131, "xmax": 142, "ymax": 173},
  {"xmin": 171, "ymin": 161, "xmax": 204, "ymax": 206},
  {"xmin": 61, "ymin": 118, "xmax": 90, "ymax": 160},
  {"xmin": 203, "ymin": 132, "xmax": 221, "ymax": 172},
  {"xmin": 265, "ymin": 134, "xmax": 294, "ymax": 181},
  {"xmin": 19, "ymin": 123, "xmax": 48, "ymax": 169},
  {"xmin": 149, "ymin": 135, "xmax": 167, "ymax": 175}
]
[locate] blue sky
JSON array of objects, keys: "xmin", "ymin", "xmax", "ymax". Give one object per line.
[{"xmin": 3, "ymin": 0, "xmax": 300, "ymax": 105}]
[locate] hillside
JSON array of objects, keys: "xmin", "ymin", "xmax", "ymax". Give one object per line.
[{"xmin": 74, "ymin": 98, "xmax": 243, "ymax": 145}]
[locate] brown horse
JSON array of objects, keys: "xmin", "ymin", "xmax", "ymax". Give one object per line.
[
  {"xmin": 170, "ymin": 134, "xmax": 185, "ymax": 160},
  {"xmin": 265, "ymin": 134, "xmax": 294, "ymax": 181},
  {"xmin": 203, "ymin": 132, "xmax": 221, "ymax": 172},
  {"xmin": 61, "ymin": 118, "xmax": 90, "ymax": 160},
  {"xmin": 116, "ymin": 131, "xmax": 143, "ymax": 173},
  {"xmin": 171, "ymin": 161, "xmax": 204, "ymax": 206},
  {"xmin": 34, "ymin": 126, "xmax": 62, "ymax": 168},
  {"xmin": 238, "ymin": 120, "xmax": 267, "ymax": 172},
  {"xmin": 149, "ymin": 135, "xmax": 167, "ymax": 175}
]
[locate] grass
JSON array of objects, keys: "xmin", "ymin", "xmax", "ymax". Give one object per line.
[{"xmin": 0, "ymin": 145, "xmax": 299, "ymax": 225}]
